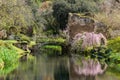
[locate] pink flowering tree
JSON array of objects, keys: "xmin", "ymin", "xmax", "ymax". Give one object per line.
[{"xmin": 71, "ymin": 32, "xmax": 107, "ymax": 51}]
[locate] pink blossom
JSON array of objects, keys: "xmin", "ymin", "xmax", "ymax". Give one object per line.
[{"xmin": 71, "ymin": 32, "xmax": 107, "ymax": 50}]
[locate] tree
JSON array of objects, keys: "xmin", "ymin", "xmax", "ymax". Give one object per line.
[
  {"xmin": 0, "ymin": 0, "xmax": 34, "ymax": 30},
  {"xmin": 52, "ymin": 0, "xmax": 100, "ymax": 30}
]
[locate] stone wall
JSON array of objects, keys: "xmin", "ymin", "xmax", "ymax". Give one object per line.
[
  {"xmin": 67, "ymin": 13, "xmax": 110, "ymax": 40},
  {"xmin": 67, "ymin": 13, "xmax": 95, "ymax": 40}
]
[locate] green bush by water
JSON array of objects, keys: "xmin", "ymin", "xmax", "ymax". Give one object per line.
[
  {"xmin": 41, "ymin": 45, "xmax": 62, "ymax": 56},
  {"xmin": 107, "ymin": 37, "xmax": 120, "ymax": 73},
  {"xmin": 107, "ymin": 37, "xmax": 120, "ymax": 64},
  {"xmin": 0, "ymin": 46, "xmax": 19, "ymax": 76},
  {"xmin": 108, "ymin": 37, "xmax": 120, "ymax": 53}
]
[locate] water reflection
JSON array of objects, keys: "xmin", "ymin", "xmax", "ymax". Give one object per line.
[
  {"xmin": 6, "ymin": 56, "xmax": 69, "ymax": 80},
  {"xmin": 69, "ymin": 55, "xmax": 107, "ymax": 80},
  {"xmin": 5, "ymin": 55, "xmax": 120, "ymax": 80}
]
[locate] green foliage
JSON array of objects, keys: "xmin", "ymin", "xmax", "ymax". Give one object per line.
[
  {"xmin": 110, "ymin": 53, "xmax": 120, "ymax": 64},
  {"xmin": 90, "ymin": 47, "xmax": 112, "ymax": 64},
  {"xmin": 109, "ymin": 53, "xmax": 120, "ymax": 73},
  {"xmin": 38, "ymin": 37, "xmax": 65, "ymax": 56},
  {"xmin": 43, "ymin": 45, "xmax": 61, "ymax": 51},
  {"xmin": 41, "ymin": 45, "xmax": 62, "ymax": 56},
  {"xmin": 0, "ymin": 0, "xmax": 34, "ymax": 30},
  {"xmin": 0, "ymin": 59, "xmax": 4, "ymax": 70},
  {"xmin": 108, "ymin": 37, "xmax": 120, "ymax": 53},
  {"xmin": 113, "ymin": 64, "xmax": 120, "ymax": 72},
  {"xmin": 27, "ymin": 0, "xmax": 57, "ymax": 35},
  {"xmin": 38, "ymin": 9, "xmax": 60, "ymax": 35},
  {"xmin": 74, "ymin": 46, "xmax": 112, "ymax": 64},
  {"xmin": 78, "ymin": 0, "xmax": 99, "ymax": 12},
  {"xmin": 38, "ymin": 37, "xmax": 65, "ymax": 44},
  {"xmin": 107, "ymin": 37, "xmax": 120, "ymax": 73},
  {"xmin": 0, "ymin": 46, "xmax": 19, "ymax": 75},
  {"xmin": 17, "ymin": 33, "xmax": 31, "ymax": 42},
  {"xmin": 31, "ymin": 0, "xmax": 42, "ymax": 6},
  {"xmin": 0, "ymin": 40, "xmax": 33, "ymax": 75},
  {"xmin": 52, "ymin": 0, "xmax": 71, "ymax": 29},
  {"xmin": 52, "ymin": 0, "xmax": 100, "ymax": 29},
  {"xmin": 26, "ymin": 0, "xmax": 40, "ymax": 14}
]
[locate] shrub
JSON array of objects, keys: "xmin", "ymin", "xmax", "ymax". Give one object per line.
[
  {"xmin": 0, "ymin": 46, "xmax": 19, "ymax": 75},
  {"xmin": 108, "ymin": 37, "xmax": 120, "ymax": 53},
  {"xmin": 94, "ymin": 4, "xmax": 120, "ymax": 38},
  {"xmin": 0, "ymin": 0, "xmax": 34, "ymax": 30},
  {"xmin": 108, "ymin": 52, "xmax": 120, "ymax": 73},
  {"xmin": 94, "ymin": 10, "xmax": 120, "ymax": 29},
  {"xmin": 39, "ymin": 9, "xmax": 59, "ymax": 35},
  {"xmin": 107, "ymin": 37, "xmax": 120, "ymax": 72},
  {"xmin": 52, "ymin": 0, "xmax": 71, "ymax": 30},
  {"xmin": 36, "ymin": 2, "xmax": 60, "ymax": 35}
]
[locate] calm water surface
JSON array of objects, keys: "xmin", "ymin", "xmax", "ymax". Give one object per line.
[{"xmin": 6, "ymin": 55, "xmax": 120, "ymax": 80}]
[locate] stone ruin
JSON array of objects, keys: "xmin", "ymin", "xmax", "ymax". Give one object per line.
[
  {"xmin": 67, "ymin": 13, "xmax": 95, "ymax": 40},
  {"xmin": 66, "ymin": 13, "xmax": 108, "ymax": 41}
]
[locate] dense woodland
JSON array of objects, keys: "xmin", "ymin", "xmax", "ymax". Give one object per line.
[{"xmin": 0, "ymin": 0, "xmax": 120, "ymax": 80}]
